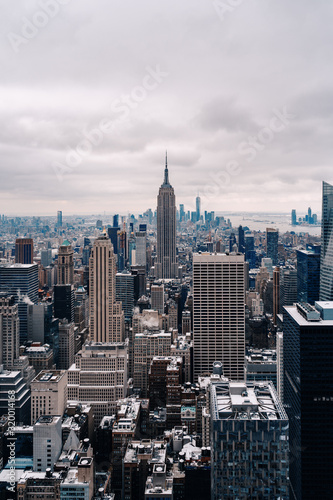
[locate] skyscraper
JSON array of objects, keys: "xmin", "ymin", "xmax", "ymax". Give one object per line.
[
  {"xmin": 211, "ymin": 380, "xmax": 289, "ymax": 499},
  {"xmin": 57, "ymin": 210, "xmax": 62, "ymax": 227},
  {"xmin": 291, "ymin": 209, "xmax": 297, "ymax": 225},
  {"xmin": 15, "ymin": 238, "xmax": 33, "ymax": 264},
  {"xmin": 0, "ymin": 293, "xmax": 19, "ymax": 369},
  {"xmin": 195, "ymin": 194, "xmax": 201, "ymax": 222},
  {"xmin": 0, "ymin": 263, "xmax": 38, "ymax": 343},
  {"xmin": 193, "ymin": 253, "xmax": 245, "ymax": 381},
  {"xmin": 135, "ymin": 229, "xmax": 147, "ymax": 267},
  {"xmin": 266, "ymin": 228, "xmax": 279, "ymax": 266},
  {"xmin": 284, "ymin": 301, "xmax": 333, "ymax": 499},
  {"xmin": 238, "ymin": 225, "xmax": 245, "ymax": 253},
  {"xmin": 156, "ymin": 153, "xmax": 177, "ymax": 279},
  {"xmin": 89, "ymin": 231, "xmax": 124, "ymax": 343},
  {"xmin": 297, "ymin": 245, "xmax": 320, "ymax": 304},
  {"xmin": 57, "ymin": 240, "xmax": 74, "ymax": 285},
  {"xmin": 320, "ymin": 181, "xmax": 333, "ymax": 300}
]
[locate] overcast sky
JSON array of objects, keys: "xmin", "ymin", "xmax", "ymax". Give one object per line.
[{"xmin": 0, "ymin": 0, "xmax": 332, "ymax": 216}]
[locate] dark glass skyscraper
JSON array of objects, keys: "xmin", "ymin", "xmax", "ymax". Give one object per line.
[
  {"xmin": 284, "ymin": 302, "xmax": 333, "ymax": 499},
  {"xmin": 297, "ymin": 245, "xmax": 320, "ymax": 304},
  {"xmin": 156, "ymin": 154, "xmax": 177, "ymax": 279},
  {"xmin": 238, "ymin": 225, "xmax": 245, "ymax": 253},
  {"xmin": 266, "ymin": 228, "xmax": 279, "ymax": 266},
  {"xmin": 320, "ymin": 181, "xmax": 333, "ymax": 300}
]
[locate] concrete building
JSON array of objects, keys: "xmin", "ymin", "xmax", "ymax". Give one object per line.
[
  {"xmin": 31, "ymin": 370, "xmax": 68, "ymax": 424},
  {"xmin": 266, "ymin": 228, "xmax": 279, "ymax": 266},
  {"xmin": 245, "ymin": 349, "xmax": 277, "ymax": 389},
  {"xmin": 145, "ymin": 463, "xmax": 173, "ymax": 499},
  {"xmin": 58, "ymin": 319, "xmax": 75, "ymax": 370},
  {"xmin": 0, "ymin": 293, "xmax": 19, "ymax": 369},
  {"xmin": 0, "ymin": 367, "xmax": 31, "ymax": 425},
  {"xmin": 57, "ymin": 240, "xmax": 74, "ymax": 285},
  {"xmin": 89, "ymin": 231, "xmax": 124, "ymax": 343},
  {"xmin": 68, "ymin": 341, "xmax": 128, "ymax": 426},
  {"xmin": 135, "ymin": 230, "xmax": 147, "ymax": 268},
  {"xmin": 21, "ymin": 343, "xmax": 55, "ymax": 374},
  {"xmin": 133, "ymin": 331, "xmax": 172, "ymax": 397},
  {"xmin": 151, "ymin": 284, "xmax": 164, "ymax": 315},
  {"xmin": 193, "ymin": 253, "xmax": 245, "ymax": 381},
  {"xmin": 33, "ymin": 415, "xmax": 62, "ymax": 472},
  {"xmin": 123, "ymin": 440, "xmax": 166, "ymax": 500},
  {"xmin": 211, "ymin": 381, "xmax": 289, "ymax": 499}
]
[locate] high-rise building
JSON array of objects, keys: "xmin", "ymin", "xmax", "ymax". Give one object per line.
[
  {"xmin": 116, "ymin": 269, "xmax": 135, "ymax": 321},
  {"xmin": 57, "ymin": 240, "xmax": 74, "ymax": 285},
  {"xmin": 195, "ymin": 195, "xmax": 201, "ymax": 222},
  {"xmin": 15, "ymin": 238, "xmax": 33, "ymax": 264},
  {"xmin": 280, "ymin": 267, "xmax": 297, "ymax": 312},
  {"xmin": 266, "ymin": 228, "xmax": 279, "ymax": 266},
  {"xmin": 68, "ymin": 341, "xmax": 128, "ymax": 426},
  {"xmin": 273, "ymin": 266, "xmax": 280, "ymax": 325},
  {"xmin": 151, "ymin": 284, "xmax": 164, "ymax": 314},
  {"xmin": 0, "ymin": 293, "xmax": 19, "ymax": 369},
  {"xmin": 291, "ymin": 209, "xmax": 297, "ymax": 225},
  {"xmin": 108, "ymin": 226, "xmax": 120, "ymax": 255},
  {"xmin": 54, "ymin": 284, "xmax": 74, "ymax": 323},
  {"xmin": 135, "ymin": 230, "xmax": 147, "ymax": 267},
  {"xmin": 58, "ymin": 319, "xmax": 75, "ymax": 370},
  {"xmin": 238, "ymin": 225, "xmax": 245, "ymax": 253},
  {"xmin": 297, "ymin": 245, "xmax": 320, "ymax": 304},
  {"xmin": 229, "ymin": 233, "xmax": 237, "ymax": 252},
  {"xmin": 0, "ymin": 263, "xmax": 38, "ymax": 343},
  {"xmin": 284, "ymin": 302, "xmax": 333, "ymax": 499},
  {"xmin": 245, "ymin": 233, "xmax": 256, "ymax": 268},
  {"xmin": 33, "ymin": 415, "xmax": 62, "ymax": 472},
  {"xmin": 156, "ymin": 153, "xmax": 177, "ymax": 279},
  {"xmin": 31, "ymin": 370, "xmax": 68, "ymax": 424},
  {"xmin": 193, "ymin": 253, "xmax": 245, "ymax": 381},
  {"xmin": 0, "ymin": 367, "xmax": 31, "ymax": 424},
  {"xmin": 133, "ymin": 331, "xmax": 172, "ymax": 396},
  {"xmin": 57, "ymin": 210, "xmax": 62, "ymax": 227},
  {"xmin": 40, "ymin": 248, "xmax": 52, "ymax": 268},
  {"xmin": 320, "ymin": 181, "xmax": 333, "ymax": 300},
  {"xmin": 89, "ymin": 231, "xmax": 124, "ymax": 343},
  {"xmin": 211, "ymin": 380, "xmax": 289, "ymax": 499},
  {"xmin": 179, "ymin": 204, "xmax": 185, "ymax": 222}
]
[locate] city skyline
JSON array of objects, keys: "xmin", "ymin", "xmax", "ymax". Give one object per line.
[{"xmin": 1, "ymin": 1, "xmax": 332, "ymax": 215}]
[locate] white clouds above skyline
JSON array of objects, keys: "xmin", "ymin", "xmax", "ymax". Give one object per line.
[{"xmin": 0, "ymin": 0, "xmax": 332, "ymax": 215}]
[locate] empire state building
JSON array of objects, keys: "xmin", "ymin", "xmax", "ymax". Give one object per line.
[{"xmin": 156, "ymin": 154, "xmax": 177, "ymax": 279}]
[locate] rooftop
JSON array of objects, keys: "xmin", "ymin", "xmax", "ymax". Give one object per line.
[{"xmin": 211, "ymin": 381, "xmax": 287, "ymax": 421}]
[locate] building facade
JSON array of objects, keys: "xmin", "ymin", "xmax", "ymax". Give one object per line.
[{"xmin": 193, "ymin": 253, "xmax": 245, "ymax": 381}]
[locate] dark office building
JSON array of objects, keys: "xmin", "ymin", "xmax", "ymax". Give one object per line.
[
  {"xmin": 266, "ymin": 228, "xmax": 279, "ymax": 266},
  {"xmin": 54, "ymin": 284, "xmax": 74, "ymax": 323},
  {"xmin": 284, "ymin": 302, "xmax": 333, "ymax": 499},
  {"xmin": 297, "ymin": 245, "xmax": 320, "ymax": 304},
  {"xmin": 320, "ymin": 181, "xmax": 333, "ymax": 300},
  {"xmin": 15, "ymin": 238, "xmax": 33, "ymax": 264},
  {"xmin": 238, "ymin": 225, "xmax": 245, "ymax": 254},
  {"xmin": 108, "ymin": 226, "xmax": 119, "ymax": 255}
]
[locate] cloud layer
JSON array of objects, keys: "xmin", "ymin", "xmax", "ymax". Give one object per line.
[{"xmin": 0, "ymin": 0, "xmax": 332, "ymax": 215}]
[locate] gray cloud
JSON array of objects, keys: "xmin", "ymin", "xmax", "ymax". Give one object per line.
[{"xmin": 0, "ymin": 0, "xmax": 332, "ymax": 215}]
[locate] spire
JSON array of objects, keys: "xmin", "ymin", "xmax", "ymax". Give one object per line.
[{"xmin": 164, "ymin": 150, "xmax": 169, "ymax": 185}]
